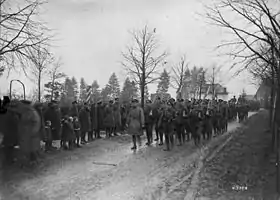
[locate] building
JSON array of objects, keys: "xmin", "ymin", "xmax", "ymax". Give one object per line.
[
  {"xmin": 255, "ymin": 82, "xmax": 271, "ymax": 108},
  {"xmin": 244, "ymin": 94, "xmax": 255, "ymax": 101},
  {"xmin": 151, "ymin": 93, "xmax": 171, "ymax": 102},
  {"xmin": 200, "ymin": 83, "xmax": 229, "ymax": 101}
]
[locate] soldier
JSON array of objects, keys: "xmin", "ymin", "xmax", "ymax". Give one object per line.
[
  {"xmin": 144, "ymin": 99, "xmax": 154, "ymax": 145},
  {"xmin": 126, "ymin": 99, "xmax": 145, "ymax": 150},
  {"xmin": 78, "ymin": 103, "xmax": 91, "ymax": 143},
  {"xmin": 44, "ymin": 100, "xmax": 61, "ymax": 143},
  {"xmin": 44, "ymin": 120, "xmax": 52, "ymax": 152},
  {"xmin": 153, "ymin": 97, "xmax": 162, "ymax": 142},
  {"xmin": 73, "ymin": 116, "xmax": 81, "ymax": 147},
  {"xmin": 120, "ymin": 103, "xmax": 127, "ymax": 133},
  {"xmin": 0, "ymin": 99, "xmax": 19, "ymax": 165},
  {"xmin": 174, "ymin": 99, "xmax": 185, "ymax": 145},
  {"xmin": 113, "ymin": 98, "xmax": 121, "ymax": 136},
  {"xmin": 70, "ymin": 101, "xmax": 79, "ymax": 117},
  {"xmin": 16, "ymin": 100, "xmax": 42, "ymax": 166},
  {"xmin": 61, "ymin": 116, "xmax": 75, "ymax": 150},
  {"xmin": 96, "ymin": 100, "xmax": 104, "ymax": 138},
  {"xmin": 104, "ymin": 100, "xmax": 115, "ymax": 138},
  {"xmin": 158, "ymin": 101, "xmax": 176, "ymax": 151}
]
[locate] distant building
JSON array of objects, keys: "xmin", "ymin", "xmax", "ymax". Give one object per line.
[
  {"xmin": 243, "ymin": 94, "xmax": 255, "ymax": 101},
  {"xmin": 255, "ymin": 82, "xmax": 271, "ymax": 108},
  {"xmin": 200, "ymin": 83, "xmax": 229, "ymax": 101},
  {"xmin": 151, "ymin": 93, "xmax": 171, "ymax": 102}
]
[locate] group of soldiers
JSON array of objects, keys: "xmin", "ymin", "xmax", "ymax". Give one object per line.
[{"xmin": 0, "ymin": 95, "xmax": 258, "ymax": 166}]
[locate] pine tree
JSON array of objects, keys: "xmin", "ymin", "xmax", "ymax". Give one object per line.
[
  {"xmin": 106, "ymin": 72, "xmax": 120, "ymax": 98},
  {"xmin": 71, "ymin": 77, "xmax": 79, "ymax": 100},
  {"xmin": 120, "ymin": 78, "xmax": 139, "ymax": 103},
  {"xmin": 60, "ymin": 76, "xmax": 79, "ymax": 105},
  {"xmin": 91, "ymin": 80, "xmax": 101, "ymax": 103},
  {"xmin": 156, "ymin": 69, "xmax": 170, "ymax": 95},
  {"xmin": 79, "ymin": 77, "xmax": 87, "ymax": 102},
  {"xmin": 44, "ymin": 81, "xmax": 63, "ymax": 101},
  {"xmin": 101, "ymin": 85, "xmax": 110, "ymax": 102},
  {"xmin": 60, "ymin": 77, "xmax": 73, "ymax": 106}
]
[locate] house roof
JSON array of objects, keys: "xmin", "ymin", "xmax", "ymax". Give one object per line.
[{"xmin": 200, "ymin": 83, "xmax": 228, "ymax": 95}]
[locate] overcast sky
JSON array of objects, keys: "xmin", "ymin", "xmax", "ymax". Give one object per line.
[{"xmin": 0, "ymin": 0, "xmax": 258, "ymax": 98}]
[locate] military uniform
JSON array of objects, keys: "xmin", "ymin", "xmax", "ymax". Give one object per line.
[
  {"xmin": 126, "ymin": 99, "xmax": 145, "ymax": 150},
  {"xmin": 174, "ymin": 99, "xmax": 185, "ymax": 145},
  {"xmin": 144, "ymin": 100, "xmax": 154, "ymax": 145},
  {"xmin": 78, "ymin": 104, "xmax": 91, "ymax": 143},
  {"xmin": 103, "ymin": 101, "xmax": 114, "ymax": 137},
  {"xmin": 158, "ymin": 102, "xmax": 176, "ymax": 151},
  {"xmin": 113, "ymin": 98, "xmax": 121, "ymax": 136}
]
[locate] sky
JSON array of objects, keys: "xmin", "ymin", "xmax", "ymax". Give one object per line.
[{"xmin": 0, "ymin": 0, "xmax": 258, "ymax": 98}]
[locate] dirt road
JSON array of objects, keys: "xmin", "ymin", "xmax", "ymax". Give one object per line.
[
  {"xmin": 0, "ymin": 115, "xmax": 254, "ymax": 200},
  {"xmin": 194, "ymin": 110, "xmax": 277, "ymax": 200}
]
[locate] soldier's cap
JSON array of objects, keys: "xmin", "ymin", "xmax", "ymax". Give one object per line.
[
  {"xmin": 146, "ymin": 99, "xmax": 152, "ymax": 103},
  {"xmin": 72, "ymin": 101, "xmax": 78, "ymax": 104},
  {"xmin": 132, "ymin": 98, "xmax": 139, "ymax": 103}
]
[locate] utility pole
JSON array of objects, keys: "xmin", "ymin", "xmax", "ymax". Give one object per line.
[{"xmin": 212, "ymin": 67, "xmax": 215, "ymax": 100}]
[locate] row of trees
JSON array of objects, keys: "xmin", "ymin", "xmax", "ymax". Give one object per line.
[{"xmin": 41, "ymin": 63, "xmax": 212, "ymax": 105}]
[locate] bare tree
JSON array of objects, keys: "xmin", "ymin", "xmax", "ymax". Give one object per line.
[
  {"xmin": 121, "ymin": 25, "xmax": 168, "ymax": 107},
  {"xmin": 205, "ymin": 0, "xmax": 280, "ymax": 191},
  {"xmin": 46, "ymin": 57, "xmax": 66, "ymax": 100},
  {"xmin": 171, "ymin": 55, "xmax": 190, "ymax": 96},
  {"xmin": 28, "ymin": 46, "xmax": 53, "ymax": 102},
  {"xmin": 0, "ymin": 0, "xmax": 51, "ymax": 75},
  {"xmin": 204, "ymin": 0, "xmax": 280, "ymax": 83}
]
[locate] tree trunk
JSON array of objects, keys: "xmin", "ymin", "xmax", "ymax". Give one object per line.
[
  {"xmin": 141, "ymin": 77, "xmax": 145, "ymax": 108},
  {"xmin": 51, "ymin": 75, "xmax": 55, "ymax": 101},
  {"xmin": 38, "ymin": 71, "xmax": 41, "ymax": 102}
]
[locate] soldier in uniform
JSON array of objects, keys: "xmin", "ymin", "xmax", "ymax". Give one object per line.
[
  {"xmin": 126, "ymin": 99, "xmax": 145, "ymax": 150},
  {"xmin": 15, "ymin": 100, "xmax": 42, "ymax": 166},
  {"xmin": 153, "ymin": 97, "xmax": 162, "ymax": 142},
  {"xmin": 113, "ymin": 98, "xmax": 121, "ymax": 136},
  {"xmin": 104, "ymin": 100, "xmax": 115, "ymax": 138},
  {"xmin": 61, "ymin": 116, "xmax": 75, "ymax": 150},
  {"xmin": 73, "ymin": 116, "xmax": 81, "ymax": 147},
  {"xmin": 96, "ymin": 101, "xmax": 104, "ymax": 138},
  {"xmin": 0, "ymin": 98, "xmax": 19, "ymax": 164},
  {"xmin": 70, "ymin": 101, "xmax": 79, "ymax": 117},
  {"xmin": 79, "ymin": 103, "xmax": 91, "ymax": 143},
  {"xmin": 174, "ymin": 99, "xmax": 185, "ymax": 145},
  {"xmin": 159, "ymin": 100, "xmax": 176, "ymax": 151},
  {"xmin": 44, "ymin": 100, "xmax": 61, "ymax": 142},
  {"xmin": 144, "ymin": 99, "xmax": 154, "ymax": 145},
  {"xmin": 120, "ymin": 103, "xmax": 127, "ymax": 133},
  {"xmin": 44, "ymin": 120, "xmax": 52, "ymax": 152}
]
